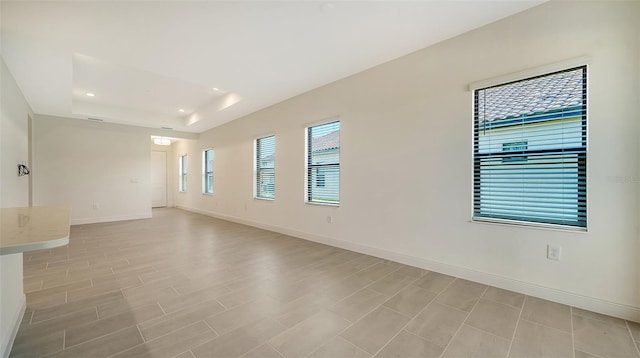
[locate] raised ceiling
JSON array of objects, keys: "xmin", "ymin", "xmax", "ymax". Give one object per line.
[{"xmin": 1, "ymin": 1, "xmax": 544, "ymax": 133}]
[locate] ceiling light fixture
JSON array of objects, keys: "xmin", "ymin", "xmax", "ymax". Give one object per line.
[
  {"xmin": 212, "ymin": 87, "xmax": 220, "ymax": 91},
  {"xmin": 178, "ymin": 109, "xmax": 185, "ymax": 113},
  {"xmin": 86, "ymin": 92, "xmax": 95, "ymax": 97}
]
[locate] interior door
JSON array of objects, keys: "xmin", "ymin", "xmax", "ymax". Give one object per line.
[{"xmin": 151, "ymin": 151, "xmax": 167, "ymax": 207}]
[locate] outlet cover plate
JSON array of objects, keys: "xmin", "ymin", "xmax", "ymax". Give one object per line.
[{"xmin": 547, "ymin": 244, "xmax": 561, "ymax": 261}]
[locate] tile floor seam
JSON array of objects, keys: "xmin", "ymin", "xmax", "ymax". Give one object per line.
[
  {"xmin": 175, "ymin": 350, "xmax": 197, "ymax": 358},
  {"xmin": 436, "ymin": 282, "xmax": 489, "ymax": 358},
  {"xmin": 481, "ymin": 295, "xmax": 523, "ymax": 310},
  {"xmin": 402, "ymin": 328, "xmax": 448, "ymax": 350},
  {"xmin": 365, "ymin": 275, "xmax": 460, "ymax": 357},
  {"xmin": 26, "ymin": 305, "xmax": 95, "ymax": 327},
  {"xmin": 267, "ymin": 340, "xmax": 288, "ymax": 358},
  {"xmin": 212, "ymin": 297, "xmax": 229, "ymax": 310},
  {"xmin": 59, "ymin": 320, "xmax": 141, "ymax": 350},
  {"xmin": 378, "ymin": 300, "xmax": 420, "ymax": 320},
  {"xmin": 308, "ymin": 335, "xmax": 363, "ymax": 358},
  {"xmin": 572, "ymin": 310, "xmax": 627, "ymax": 327},
  {"xmin": 361, "ymin": 268, "xmax": 421, "ymax": 298},
  {"xmin": 625, "ymin": 320, "xmax": 640, "ymax": 357},
  {"xmin": 346, "ymin": 260, "xmax": 385, "ymax": 279},
  {"xmin": 170, "ymin": 285, "xmax": 181, "ymax": 297},
  {"xmin": 157, "ymin": 301, "xmax": 168, "ymax": 315},
  {"xmin": 331, "ymin": 299, "xmax": 397, "ymax": 345},
  {"xmin": 267, "ymin": 309, "xmax": 327, "ymax": 347},
  {"xmin": 122, "ymin": 320, "xmax": 209, "ymax": 357},
  {"xmin": 519, "ymin": 316, "xmax": 575, "ymax": 335},
  {"xmin": 574, "ymin": 347, "xmax": 606, "ymax": 358},
  {"xmin": 435, "ymin": 300, "xmax": 477, "ymax": 316},
  {"xmin": 505, "ymin": 294, "xmax": 525, "ymax": 358},
  {"xmin": 202, "ymin": 318, "xmax": 220, "ymax": 337},
  {"xmin": 266, "ymin": 342, "xmax": 286, "ymax": 358}
]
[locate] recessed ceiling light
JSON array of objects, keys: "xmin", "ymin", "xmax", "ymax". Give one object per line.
[
  {"xmin": 178, "ymin": 109, "xmax": 185, "ymax": 113},
  {"xmin": 212, "ymin": 87, "xmax": 220, "ymax": 91},
  {"xmin": 86, "ymin": 92, "xmax": 95, "ymax": 97}
]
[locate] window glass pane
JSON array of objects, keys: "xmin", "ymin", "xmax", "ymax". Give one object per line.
[
  {"xmin": 473, "ymin": 66, "xmax": 587, "ymax": 228},
  {"xmin": 179, "ymin": 155, "xmax": 187, "ymax": 192},
  {"xmin": 203, "ymin": 149, "xmax": 214, "ymax": 194},
  {"xmin": 256, "ymin": 136, "xmax": 275, "ymax": 199},
  {"xmin": 307, "ymin": 121, "xmax": 340, "ymax": 204}
]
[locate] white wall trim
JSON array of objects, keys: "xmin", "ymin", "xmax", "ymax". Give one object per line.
[
  {"xmin": 70, "ymin": 213, "xmax": 151, "ymax": 225},
  {"xmin": 176, "ymin": 205, "xmax": 640, "ymax": 322},
  {"xmin": 1, "ymin": 294, "xmax": 25, "ymax": 358},
  {"xmin": 468, "ymin": 55, "xmax": 591, "ymax": 91}
]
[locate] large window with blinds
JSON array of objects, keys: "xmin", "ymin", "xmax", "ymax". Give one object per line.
[
  {"xmin": 203, "ymin": 149, "xmax": 214, "ymax": 194},
  {"xmin": 473, "ymin": 66, "xmax": 587, "ymax": 229},
  {"xmin": 307, "ymin": 121, "xmax": 340, "ymax": 205},
  {"xmin": 179, "ymin": 155, "xmax": 187, "ymax": 192},
  {"xmin": 255, "ymin": 135, "xmax": 275, "ymax": 199}
]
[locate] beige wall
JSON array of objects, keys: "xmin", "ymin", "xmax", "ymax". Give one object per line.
[
  {"xmin": 32, "ymin": 116, "xmax": 153, "ymax": 224},
  {"xmin": 172, "ymin": 1, "xmax": 640, "ymax": 320},
  {"xmin": 0, "ymin": 58, "xmax": 32, "ymax": 357}
]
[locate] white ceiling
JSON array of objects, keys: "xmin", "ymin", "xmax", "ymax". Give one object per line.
[{"xmin": 1, "ymin": 1, "xmax": 544, "ymax": 133}]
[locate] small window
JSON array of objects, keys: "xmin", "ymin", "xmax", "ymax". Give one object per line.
[
  {"xmin": 179, "ymin": 155, "xmax": 187, "ymax": 192},
  {"xmin": 255, "ymin": 135, "xmax": 275, "ymax": 199},
  {"xmin": 203, "ymin": 149, "xmax": 214, "ymax": 194},
  {"xmin": 307, "ymin": 121, "xmax": 340, "ymax": 205},
  {"xmin": 473, "ymin": 66, "xmax": 587, "ymax": 229}
]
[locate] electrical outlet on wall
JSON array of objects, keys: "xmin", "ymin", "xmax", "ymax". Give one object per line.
[
  {"xmin": 547, "ymin": 244, "xmax": 561, "ymax": 261},
  {"xmin": 326, "ymin": 215, "xmax": 332, "ymax": 224}
]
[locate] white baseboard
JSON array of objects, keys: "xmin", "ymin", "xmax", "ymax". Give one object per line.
[
  {"xmin": 71, "ymin": 213, "xmax": 152, "ymax": 225},
  {"xmin": 1, "ymin": 295, "xmax": 26, "ymax": 358},
  {"xmin": 176, "ymin": 205, "xmax": 640, "ymax": 322}
]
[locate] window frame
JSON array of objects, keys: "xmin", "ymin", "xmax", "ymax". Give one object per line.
[
  {"xmin": 471, "ymin": 62, "xmax": 588, "ymax": 231},
  {"xmin": 179, "ymin": 154, "xmax": 187, "ymax": 193},
  {"xmin": 305, "ymin": 119, "xmax": 341, "ymax": 206},
  {"xmin": 202, "ymin": 148, "xmax": 214, "ymax": 195},
  {"xmin": 254, "ymin": 135, "xmax": 276, "ymax": 200}
]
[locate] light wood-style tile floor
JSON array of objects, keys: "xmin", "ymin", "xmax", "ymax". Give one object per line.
[{"xmin": 11, "ymin": 208, "xmax": 640, "ymax": 358}]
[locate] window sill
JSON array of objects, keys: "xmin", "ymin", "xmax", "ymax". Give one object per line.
[
  {"xmin": 305, "ymin": 201, "xmax": 339, "ymax": 208},
  {"xmin": 470, "ymin": 218, "xmax": 587, "ymax": 233},
  {"xmin": 202, "ymin": 193, "xmax": 214, "ymax": 196},
  {"xmin": 254, "ymin": 197, "xmax": 275, "ymax": 202}
]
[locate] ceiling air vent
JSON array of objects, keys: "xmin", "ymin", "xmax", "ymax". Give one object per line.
[
  {"xmin": 87, "ymin": 118, "xmax": 104, "ymax": 122},
  {"xmin": 161, "ymin": 127, "xmax": 173, "ymax": 130}
]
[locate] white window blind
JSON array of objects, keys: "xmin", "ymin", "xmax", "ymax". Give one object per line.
[
  {"xmin": 307, "ymin": 121, "xmax": 340, "ymax": 204},
  {"xmin": 256, "ymin": 135, "xmax": 275, "ymax": 199},
  {"xmin": 473, "ymin": 66, "xmax": 587, "ymax": 229},
  {"xmin": 203, "ymin": 149, "xmax": 214, "ymax": 194}
]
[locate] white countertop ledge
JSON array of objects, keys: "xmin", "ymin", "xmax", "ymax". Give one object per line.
[{"xmin": 1, "ymin": 206, "xmax": 70, "ymax": 255}]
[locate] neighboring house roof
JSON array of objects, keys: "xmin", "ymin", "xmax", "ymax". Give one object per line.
[
  {"xmin": 478, "ymin": 68, "xmax": 584, "ymax": 123},
  {"xmin": 312, "ymin": 130, "xmax": 340, "ymax": 152},
  {"xmin": 261, "ymin": 154, "xmax": 275, "ymax": 162}
]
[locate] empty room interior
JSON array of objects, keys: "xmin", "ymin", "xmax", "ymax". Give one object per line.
[{"xmin": 1, "ymin": 1, "xmax": 640, "ymax": 357}]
